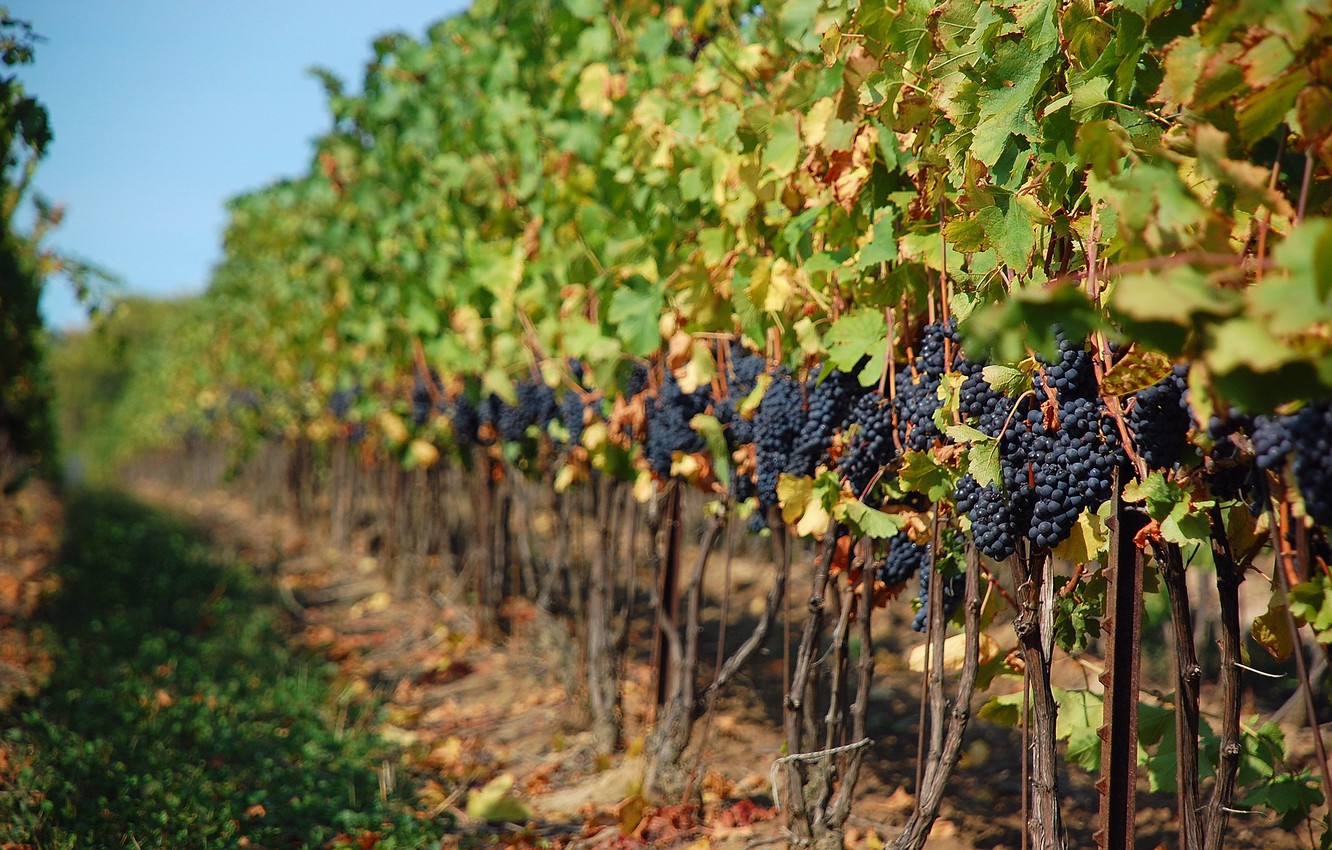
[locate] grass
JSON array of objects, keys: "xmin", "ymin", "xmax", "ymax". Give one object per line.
[{"xmin": 0, "ymin": 490, "xmax": 449, "ymax": 849}]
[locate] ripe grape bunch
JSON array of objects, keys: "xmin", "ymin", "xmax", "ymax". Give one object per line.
[
  {"xmin": 499, "ymin": 378, "xmax": 558, "ymax": 444},
  {"xmin": 1288, "ymin": 403, "xmax": 1332, "ymax": 527},
  {"xmin": 411, "ymin": 370, "xmax": 443, "ymax": 427},
  {"xmin": 1128, "ymin": 364, "xmax": 1190, "ymax": 469},
  {"xmin": 714, "ymin": 347, "xmax": 765, "ymax": 451},
  {"xmin": 953, "ymin": 333, "xmax": 1125, "ymax": 556},
  {"xmin": 753, "ymin": 371, "xmax": 806, "ymax": 509},
  {"xmin": 839, "ymin": 390, "xmax": 896, "ymax": 502},
  {"xmin": 789, "ymin": 368, "xmax": 864, "ymax": 478},
  {"xmin": 644, "ymin": 373, "xmax": 709, "ymax": 478},
  {"xmin": 894, "ymin": 321, "xmax": 961, "ymax": 452},
  {"xmin": 559, "ymin": 360, "xmax": 594, "ymax": 447},
  {"xmin": 1230, "ymin": 402, "xmax": 1332, "ymax": 528},
  {"xmin": 912, "ymin": 560, "xmax": 965, "ymax": 633},
  {"xmin": 876, "ymin": 537, "xmax": 929, "ymax": 589},
  {"xmin": 450, "ymin": 393, "xmax": 479, "ymax": 446}
]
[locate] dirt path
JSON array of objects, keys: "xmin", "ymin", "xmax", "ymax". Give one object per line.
[{"xmin": 122, "ymin": 479, "xmax": 1315, "ymax": 850}]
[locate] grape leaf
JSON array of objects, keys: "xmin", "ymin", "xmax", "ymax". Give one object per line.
[
  {"xmin": 466, "ymin": 773, "xmax": 534, "ymax": 823},
  {"xmin": 898, "ymin": 450, "xmax": 956, "ymax": 502},
  {"xmin": 1251, "ymin": 604, "xmax": 1293, "ymax": 661},
  {"xmin": 857, "ymin": 206, "xmax": 898, "ymax": 268},
  {"xmin": 836, "ymin": 497, "xmax": 905, "ymax": 539},
  {"xmin": 1051, "ymin": 510, "xmax": 1107, "ymax": 564},
  {"xmin": 777, "ymin": 473, "xmax": 813, "ymax": 525},
  {"xmin": 608, "ymin": 285, "xmax": 664, "ymax": 357},
  {"xmin": 824, "ymin": 308, "xmax": 888, "ymax": 385},
  {"xmin": 763, "ymin": 112, "xmax": 802, "ymax": 179},
  {"xmin": 690, "ymin": 413, "xmax": 729, "ymax": 488},
  {"xmin": 1099, "ymin": 348, "xmax": 1173, "ymax": 397},
  {"xmin": 981, "ymin": 364, "xmax": 1029, "ymax": 397}
]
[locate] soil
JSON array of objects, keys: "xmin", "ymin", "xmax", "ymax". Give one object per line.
[{"xmin": 4, "ymin": 478, "xmax": 1323, "ymax": 850}]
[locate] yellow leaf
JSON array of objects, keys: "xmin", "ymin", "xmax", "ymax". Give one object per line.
[
  {"xmin": 803, "ymin": 97, "xmax": 836, "ymax": 147},
  {"xmin": 764, "ymin": 258, "xmax": 799, "ymax": 312},
  {"xmin": 907, "ymin": 631, "xmax": 999, "ymax": 673},
  {"xmin": 465, "ymin": 773, "xmax": 533, "ymax": 823},
  {"xmin": 578, "ymin": 63, "xmax": 614, "ymax": 116},
  {"xmin": 633, "ymin": 469, "xmax": 656, "ymax": 503},
  {"xmin": 1051, "ymin": 510, "xmax": 1107, "ymax": 564},
  {"xmin": 1252, "ymin": 604, "xmax": 1293, "ymax": 661},
  {"xmin": 778, "ymin": 474, "xmax": 814, "ymax": 524},
  {"xmin": 378, "ymin": 411, "xmax": 409, "ymax": 446},
  {"xmin": 794, "ymin": 316, "xmax": 825, "ymax": 356},
  {"xmin": 408, "ymin": 439, "xmax": 440, "ymax": 469},
  {"xmin": 583, "ymin": 420, "xmax": 608, "ymax": 451},
  {"xmin": 678, "ymin": 340, "xmax": 717, "ymax": 394},
  {"xmin": 796, "ymin": 498, "xmax": 831, "ymax": 538},
  {"xmin": 554, "ymin": 464, "xmax": 577, "ymax": 493}
]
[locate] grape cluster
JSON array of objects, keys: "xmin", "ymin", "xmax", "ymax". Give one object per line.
[
  {"xmin": 790, "ymin": 369, "xmax": 864, "ymax": 477},
  {"xmin": 839, "ymin": 391, "xmax": 897, "ymax": 501},
  {"xmin": 754, "ymin": 371, "xmax": 806, "ymax": 508},
  {"xmin": 624, "ymin": 363, "xmax": 649, "ymax": 400},
  {"xmin": 1230, "ymin": 403, "xmax": 1332, "ymax": 526},
  {"xmin": 911, "ymin": 561, "xmax": 965, "ymax": 633},
  {"xmin": 1251, "ymin": 415, "xmax": 1293, "ymax": 472},
  {"xmin": 876, "ymin": 538, "xmax": 928, "ymax": 589},
  {"xmin": 411, "ymin": 370, "xmax": 442, "ymax": 427},
  {"xmin": 715, "ymin": 348, "xmax": 765, "ymax": 451},
  {"xmin": 1023, "ymin": 397, "xmax": 1122, "ymax": 549},
  {"xmin": 950, "ymin": 334, "xmax": 1126, "ymax": 555},
  {"xmin": 559, "ymin": 361, "xmax": 593, "ymax": 447},
  {"xmin": 1129, "ymin": 364, "xmax": 1190, "ymax": 469},
  {"xmin": 1204, "ymin": 413, "xmax": 1256, "ymax": 502},
  {"xmin": 958, "ymin": 360, "xmax": 1008, "ymax": 436},
  {"xmin": 1289, "ymin": 403, "xmax": 1332, "ymax": 526},
  {"xmin": 954, "ymin": 474, "xmax": 1018, "ymax": 560},
  {"xmin": 498, "ymin": 379, "xmax": 558, "ymax": 443},
  {"xmin": 644, "ymin": 373, "xmax": 709, "ymax": 478},
  {"xmin": 894, "ymin": 321, "xmax": 960, "ymax": 452},
  {"xmin": 329, "ymin": 386, "xmax": 358, "ymax": 421},
  {"xmin": 450, "ymin": 393, "xmax": 479, "ymax": 445}
]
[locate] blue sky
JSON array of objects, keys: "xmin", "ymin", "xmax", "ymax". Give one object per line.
[{"xmin": 11, "ymin": 1, "xmax": 471, "ymax": 329}]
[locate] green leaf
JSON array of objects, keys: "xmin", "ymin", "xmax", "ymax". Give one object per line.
[
  {"xmin": 944, "ymin": 216, "xmax": 987, "ymax": 253},
  {"xmin": 836, "ymin": 498, "xmax": 905, "ymax": 539},
  {"xmin": 824, "ymin": 308, "xmax": 888, "ymax": 385},
  {"xmin": 690, "ymin": 414, "xmax": 729, "ymax": 488},
  {"xmin": 898, "ymin": 450, "xmax": 956, "ymax": 502},
  {"xmin": 1204, "ymin": 318, "xmax": 1300, "ymax": 376},
  {"xmin": 1112, "ymin": 268, "xmax": 1239, "ymax": 325},
  {"xmin": 858, "ymin": 206, "xmax": 898, "ymax": 268},
  {"xmin": 981, "ymin": 364, "xmax": 1030, "ymax": 398},
  {"xmin": 1240, "ymin": 771, "xmax": 1325, "ymax": 830},
  {"xmin": 978, "ymin": 691, "xmax": 1026, "ymax": 727},
  {"xmin": 977, "ymin": 195, "xmax": 1037, "ymax": 271},
  {"xmin": 1122, "ymin": 471, "xmax": 1188, "ymax": 521},
  {"xmin": 966, "ymin": 437, "xmax": 1002, "ymax": 489},
  {"xmin": 607, "ymin": 284, "xmax": 664, "ymax": 357},
  {"xmin": 1272, "ymin": 217, "xmax": 1332, "ymax": 303},
  {"xmin": 1288, "ymin": 574, "xmax": 1332, "ymax": 642},
  {"xmin": 1075, "ymin": 120, "xmax": 1129, "ymax": 178},
  {"xmin": 763, "ymin": 112, "xmax": 802, "ymax": 179},
  {"xmin": 970, "ymin": 0, "xmax": 1058, "ymax": 166},
  {"xmin": 1160, "ymin": 499, "xmax": 1211, "ymax": 546}
]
